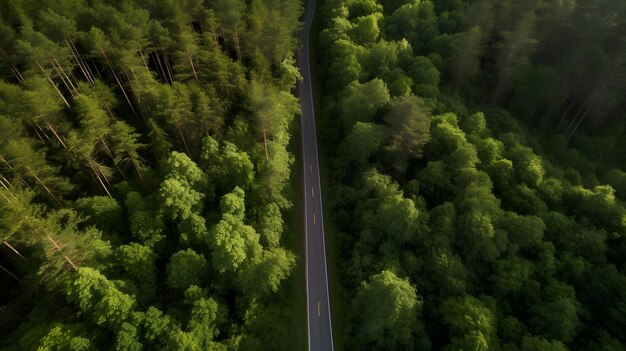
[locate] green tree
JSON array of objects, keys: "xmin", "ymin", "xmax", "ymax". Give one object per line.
[
  {"xmin": 339, "ymin": 78, "xmax": 390, "ymax": 131},
  {"xmin": 210, "ymin": 188, "xmax": 262, "ymax": 272},
  {"xmin": 166, "ymin": 249, "xmax": 209, "ymax": 290},
  {"xmin": 351, "ymin": 270, "xmax": 427, "ymax": 349},
  {"xmin": 115, "ymin": 243, "xmax": 157, "ymax": 301},
  {"xmin": 383, "ymin": 95, "xmax": 431, "ymax": 174},
  {"xmin": 238, "ymin": 247, "xmax": 295, "ymax": 296},
  {"xmin": 441, "ymin": 295, "xmax": 497, "ymax": 351}
]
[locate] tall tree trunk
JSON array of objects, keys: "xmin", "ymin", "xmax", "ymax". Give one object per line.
[
  {"xmin": 88, "ymin": 159, "xmax": 113, "ymax": 198},
  {"xmin": 36, "ymin": 62, "xmax": 70, "ymax": 107},
  {"xmin": 175, "ymin": 121, "xmax": 191, "ymax": 155},
  {"xmin": 45, "ymin": 122, "xmax": 67, "ymax": 149},
  {"xmin": 263, "ymin": 130, "xmax": 269, "ymax": 162},
  {"xmin": 46, "ymin": 235, "xmax": 77, "ymax": 270},
  {"xmin": 97, "ymin": 44, "xmax": 139, "ymax": 119},
  {"xmin": 3, "ymin": 241, "xmax": 28, "ymax": 262},
  {"xmin": 159, "ymin": 40, "xmax": 175, "ymax": 83},
  {"xmin": 49, "ymin": 59, "xmax": 76, "ymax": 97},
  {"xmin": 188, "ymin": 55, "xmax": 199, "ymax": 83},
  {"xmin": 67, "ymin": 38, "xmax": 95, "ymax": 85},
  {"xmin": 233, "ymin": 30, "xmax": 242, "ymax": 61},
  {"xmin": 25, "ymin": 166, "xmax": 63, "ymax": 206},
  {"xmin": 0, "ymin": 155, "xmax": 33, "ymax": 191},
  {"xmin": 0, "ymin": 264, "xmax": 21, "ymax": 283}
]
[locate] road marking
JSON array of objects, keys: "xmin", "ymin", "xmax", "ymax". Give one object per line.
[
  {"xmin": 313, "ymin": 212, "xmax": 316, "ymax": 224},
  {"xmin": 311, "ymin": 187, "xmax": 314, "ymax": 198},
  {"xmin": 310, "ymin": 164, "xmax": 312, "ymax": 173},
  {"xmin": 318, "ymin": 301, "xmax": 320, "ymax": 317}
]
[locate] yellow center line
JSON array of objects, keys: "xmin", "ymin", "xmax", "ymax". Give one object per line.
[
  {"xmin": 313, "ymin": 212, "xmax": 316, "ymax": 224},
  {"xmin": 318, "ymin": 301, "xmax": 320, "ymax": 317},
  {"xmin": 311, "ymin": 187, "xmax": 314, "ymax": 198}
]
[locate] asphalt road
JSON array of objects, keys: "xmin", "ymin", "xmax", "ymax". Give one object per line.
[{"xmin": 296, "ymin": 0, "xmax": 335, "ymax": 350}]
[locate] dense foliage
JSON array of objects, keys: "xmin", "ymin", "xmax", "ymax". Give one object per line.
[
  {"xmin": 316, "ymin": 0, "xmax": 626, "ymax": 349},
  {"xmin": 0, "ymin": 0, "xmax": 303, "ymax": 350}
]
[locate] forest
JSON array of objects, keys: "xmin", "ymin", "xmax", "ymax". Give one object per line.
[
  {"xmin": 0, "ymin": 0, "xmax": 304, "ymax": 350},
  {"xmin": 315, "ymin": 0, "xmax": 626, "ymax": 350}
]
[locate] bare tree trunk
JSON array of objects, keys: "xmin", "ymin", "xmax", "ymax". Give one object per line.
[
  {"xmin": 175, "ymin": 121, "xmax": 191, "ymax": 155},
  {"xmin": 154, "ymin": 51, "xmax": 169, "ymax": 83},
  {"xmin": 36, "ymin": 62, "xmax": 70, "ymax": 107},
  {"xmin": 161, "ymin": 44, "xmax": 175, "ymax": 84},
  {"xmin": 45, "ymin": 122, "xmax": 68, "ymax": 149},
  {"xmin": 54, "ymin": 58, "xmax": 79, "ymax": 94},
  {"xmin": 97, "ymin": 44, "xmax": 139, "ymax": 120},
  {"xmin": 25, "ymin": 166, "xmax": 63, "ymax": 206},
  {"xmin": 3, "ymin": 241, "xmax": 28, "ymax": 262},
  {"xmin": 233, "ymin": 31, "xmax": 242, "ymax": 61},
  {"xmin": 67, "ymin": 38, "xmax": 95, "ymax": 85},
  {"xmin": 0, "ymin": 155, "xmax": 33, "ymax": 191},
  {"xmin": 138, "ymin": 49, "xmax": 150, "ymax": 72},
  {"xmin": 46, "ymin": 235, "xmax": 77, "ymax": 270},
  {"xmin": 188, "ymin": 55, "xmax": 199, "ymax": 83},
  {"xmin": 88, "ymin": 159, "xmax": 113, "ymax": 198},
  {"xmin": 263, "ymin": 131, "xmax": 269, "ymax": 161},
  {"xmin": 555, "ymin": 94, "xmax": 579, "ymax": 132},
  {"xmin": 0, "ymin": 264, "xmax": 22, "ymax": 283},
  {"xmin": 49, "ymin": 59, "xmax": 76, "ymax": 97},
  {"xmin": 100, "ymin": 136, "xmax": 125, "ymax": 177},
  {"xmin": 11, "ymin": 66, "xmax": 25, "ymax": 83},
  {"xmin": 35, "ymin": 123, "xmax": 51, "ymax": 140}
]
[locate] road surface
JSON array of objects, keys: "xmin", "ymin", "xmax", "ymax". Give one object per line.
[{"xmin": 296, "ymin": 0, "xmax": 335, "ymax": 350}]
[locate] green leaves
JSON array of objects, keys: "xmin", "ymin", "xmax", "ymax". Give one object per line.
[
  {"xmin": 441, "ymin": 295, "xmax": 496, "ymax": 351},
  {"xmin": 339, "ymin": 78, "xmax": 390, "ymax": 130},
  {"xmin": 166, "ymin": 249, "xmax": 208, "ymax": 290},
  {"xmin": 351, "ymin": 270, "xmax": 426, "ymax": 349},
  {"xmin": 210, "ymin": 188, "xmax": 262, "ymax": 272},
  {"xmin": 66, "ymin": 267, "xmax": 137, "ymax": 328},
  {"xmin": 239, "ymin": 248, "xmax": 295, "ymax": 296}
]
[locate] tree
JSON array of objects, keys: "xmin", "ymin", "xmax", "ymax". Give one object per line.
[
  {"xmin": 520, "ymin": 335, "xmax": 568, "ymax": 351},
  {"xmin": 441, "ymin": 295, "xmax": 497, "ymax": 351},
  {"xmin": 528, "ymin": 280, "xmax": 579, "ymax": 343},
  {"xmin": 335, "ymin": 122, "xmax": 387, "ymax": 179},
  {"xmin": 200, "ymin": 136, "xmax": 254, "ymax": 192},
  {"xmin": 256, "ymin": 202, "xmax": 284, "ymax": 248},
  {"xmin": 339, "ymin": 78, "xmax": 390, "ymax": 131},
  {"xmin": 238, "ymin": 247, "xmax": 296, "ymax": 296},
  {"xmin": 66, "ymin": 267, "xmax": 137, "ymax": 328},
  {"xmin": 490, "ymin": 14, "xmax": 538, "ymax": 104},
  {"xmin": 383, "ymin": 95, "xmax": 431, "ymax": 174},
  {"xmin": 386, "ymin": 1, "xmax": 439, "ymax": 54},
  {"xmin": 349, "ymin": 13, "xmax": 382, "ymax": 45},
  {"xmin": 108, "ymin": 121, "xmax": 146, "ymax": 180},
  {"xmin": 115, "ymin": 243, "xmax": 157, "ymax": 301},
  {"xmin": 451, "ymin": 26, "xmax": 486, "ymax": 92},
  {"xmin": 74, "ymin": 196, "xmax": 123, "ymax": 235},
  {"xmin": 210, "ymin": 188, "xmax": 262, "ymax": 272},
  {"xmin": 245, "ymin": 0, "xmax": 302, "ymax": 64},
  {"xmin": 37, "ymin": 324, "xmax": 93, "ymax": 351},
  {"xmin": 159, "ymin": 178, "xmax": 205, "ymax": 221},
  {"xmin": 210, "ymin": 0, "xmax": 247, "ymax": 60},
  {"xmin": 351, "ymin": 270, "xmax": 427, "ymax": 349},
  {"xmin": 166, "ymin": 249, "xmax": 208, "ymax": 290}
]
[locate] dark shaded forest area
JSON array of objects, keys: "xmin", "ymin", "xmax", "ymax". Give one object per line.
[
  {"xmin": 316, "ymin": 0, "xmax": 626, "ymax": 349},
  {"xmin": 0, "ymin": 0, "xmax": 303, "ymax": 350}
]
